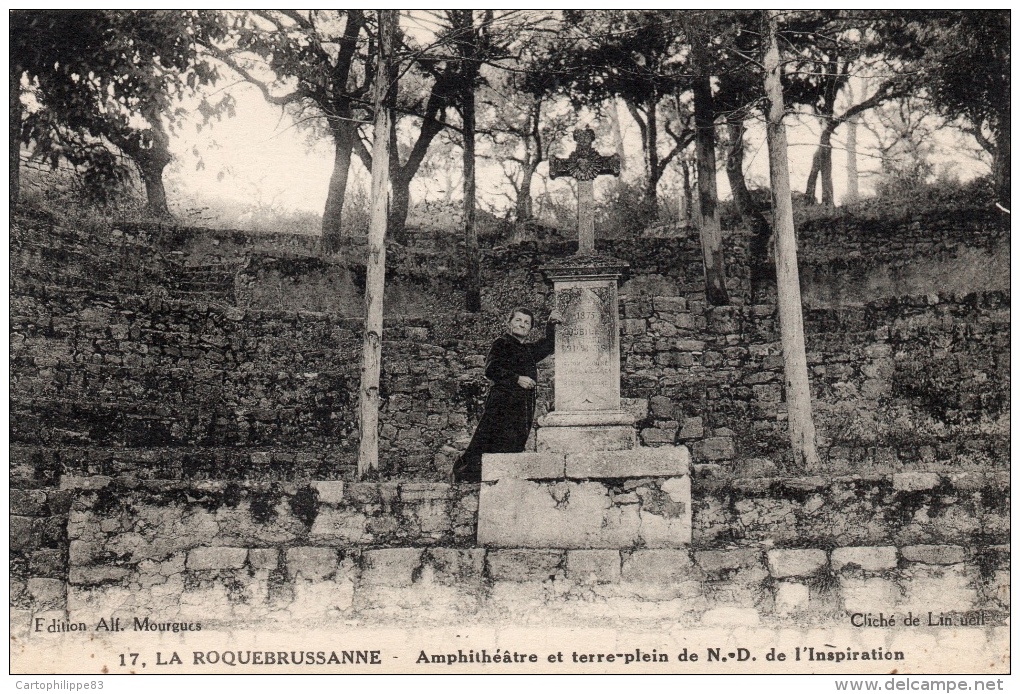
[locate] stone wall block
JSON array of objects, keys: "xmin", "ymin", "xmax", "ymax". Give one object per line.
[
  {"xmin": 566, "ymin": 550, "xmax": 621, "ymax": 583},
  {"xmin": 286, "ymin": 547, "xmax": 339, "ymax": 581},
  {"xmin": 29, "ymin": 549, "xmax": 66, "ymax": 576},
  {"xmin": 68, "ymin": 540, "xmax": 96, "ymax": 566},
  {"xmin": 901, "ymin": 545, "xmax": 968, "ymax": 565},
  {"xmin": 311, "ymin": 481, "xmax": 345, "ymax": 505},
  {"xmin": 649, "ymin": 395, "xmax": 673, "ymax": 418},
  {"xmin": 248, "ymin": 548, "xmax": 279, "ymax": 570},
  {"xmin": 344, "ymin": 483, "xmax": 380, "ymax": 505},
  {"xmin": 621, "ymin": 549, "xmax": 697, "ymax": 583},
  {"xmin": 309, "ymin": 509, "xmax": 368, "ymax": 542},
  {"xmin": 774, "ymin": 582, "xmax": 811, "ymax": 613},
  {"xmin": 26, "ymin": 578, "xmax": 66, "ymax": 609},
  {"xmin": 840, "ymin": 576, "xmax": 902, "ymax": 613},
  {"xmin": 399, "ymin": 482, "xmax": 450, "ymax": 502},
  {"xmin": 695, "ymin": 548, "xmax": 765, "ymax": 574},
  {"xmin": 482, "ymin": 453, "xmax": 565, "ymax": 481},
  {"xmin": 566, "ymin": 448, "xmax": 689, "ymax": 478},
  {"xmin": 68, "ymin": 566, "xmax": 131, "ymax": 585},
  {"xmin": 410, "ymin": 499, "xmax": 452, "ymax": 535},
  {"xmin": 361, "ymin": 548, "xmax": 424, "ymax": 587},
  {"xmin": 678, "ymin": 417, "xmax": 704, "ymax": 440},
  {"xmin": 733, "ymin": 458, "xmax": 778, "ymax": 478},
  {"xmin": 428, "ymin": 548, "xmax": 485, "ymax": 583},
  {"xmin": 652, "ymin": 296, "xmax": 687, "ymax": 313},
  {"xmin": 486, "ymin": 549, "xmax": 564, "ymax": 582},
  {"xmin": 893, "ymin": 472, "xmax": 941, "ymax": 492},
  {"xmin": 899, "ymin": 565, "xmax": 978, "ymax": 612},
  {"xmin": 767, "ymin": 549, "xmax": 828, "ymax": 578},
  {"xmin": 693, "ymin": 437, "xmax": 735, "ymax": 461},
  {"xmin": 640, "ymin": 428, "xmax": 676, "ymax": 445},
  {"xmin": 621, "ymin": 318, "xmax": 647, "ymax": 335},
  {"xmin": 11, "ymin": 490, "xmax": 48, "ymax": 516},
  {"xmin": 187, "ymin": 547, "xmax": 248, "ymax": 571},
  {"xmin": 831, "ymin": 546, "xmax": 898, "ymax": 572},
  {"xmin": 10, "ymin": 516, "xmax": 39, "ymax": 553}
]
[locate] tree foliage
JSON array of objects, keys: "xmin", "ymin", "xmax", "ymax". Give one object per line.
[
  {"xmin": 14, "ymin": 10, "xmax": 1007, "ymax": 229},
  {"xmin": 546, "ymin": 10, "xmax": 688, "ymax": 210},
  {"xmin": 11, "ymin": 10, "xmax": 223, "ymax": 212},
  {"xmin": 901, "ymin": 11, "xmax": 1010, "ymax": 206},
  {"xmin": 208, "ymin": 10, "xmax": 374, "ymax": 246}
]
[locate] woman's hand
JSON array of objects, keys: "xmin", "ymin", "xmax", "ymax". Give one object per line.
[
  {"xmin": 548, "ymin": 309, "xmax": 563, "ymax": 324},
  {"xmin": 517, "ymin": 375, "xmax": 536, "ymax": 389}
]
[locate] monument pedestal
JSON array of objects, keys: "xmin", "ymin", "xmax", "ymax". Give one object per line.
[
  {"xmin": 478, "ymin": 448, "xmax": 691, "ymax": 548},
  {"xmin": 538, "ymin": 409, "xmax": 636, "ymax": 452},
  {"xmin": 477, "ymin": 253, "xmax": 691, "ymax": 549}
]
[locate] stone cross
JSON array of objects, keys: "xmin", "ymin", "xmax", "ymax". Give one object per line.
[{"xmin": 550, "ymin": 128, "xmax": 621, "ymax": 254}]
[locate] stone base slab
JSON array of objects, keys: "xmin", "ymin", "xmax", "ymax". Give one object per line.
[
  {"xmin": 482, "ymin": 452, "xmax": 565, "ymax": 481},
  {"xmin": 482, "ymin": 447, "xmax": 689, "ymax": 481},
  {"xmin": 536, "ymin": 425, "xmax": 636, "ymax": 452},
  {"xmin": 477, "ymin": 478, "xmax": 691, "ymax": 548},
  {"xmin": 479, "ymin": 448, "xmax": 691, "ymax": 547},
  {"xmin": 569, "ymin": 448, "xmax": 688, "ymax": 478},
  {"xmin": 539, "ymin": 410, "xmax": 635, "ymax": 427}
]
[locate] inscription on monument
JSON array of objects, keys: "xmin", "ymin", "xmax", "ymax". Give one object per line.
[{"xmin": 555, "ymin": 284, "xmax": 619, "ymax": 412}]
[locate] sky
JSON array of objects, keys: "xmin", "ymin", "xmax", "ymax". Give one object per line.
[{"xmin": 161, "ymin": 12, "xmax": 991, "ymax": 220}]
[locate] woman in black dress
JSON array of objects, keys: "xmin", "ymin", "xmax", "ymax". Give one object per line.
[{"xmin": 452, "ymin": 307, "xmax": 560, "ymax": 482}]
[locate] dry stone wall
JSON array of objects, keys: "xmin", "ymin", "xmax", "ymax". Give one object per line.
[
  {"xmin": 12, "ymin": 283, "xmax": 1008, "ymax": 480},
  {"xmin": 9, "ymin": 208, "xmax": 1009, "ymax": 631},
  {"xmin": 11, "ymin": 476, "xmax": 1008, "ymax": 633}
]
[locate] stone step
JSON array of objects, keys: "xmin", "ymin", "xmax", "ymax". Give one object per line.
[
  {"xmin": 9, "ymin": 399, "xmax": 354, "ymax": 448},
  {"xmin": 9, "ymin": 284, "xmax": 490, "ymax": 338},
  {"xmin": 11, "ymin": 444, "xmax": 356, "ymax": 483},
  {"xmin": 12, "ymin": 231, "xmax": 244, "ymax": 300}
]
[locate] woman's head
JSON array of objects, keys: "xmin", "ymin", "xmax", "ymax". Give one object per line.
[{"xmin": 506, "ymin": 306, "xmax": 534, "ymax": 338}]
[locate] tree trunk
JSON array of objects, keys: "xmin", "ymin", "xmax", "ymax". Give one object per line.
[
  {"xmin": 762, "ymin": 9, "xmax": 820, "ymax": 470},
  {"xmin": 725, "ymin": 120, "xmax": 753, "ymax": 214},
  {"xmin": 10, "ymin": 66, "xmax": 21, "ymax": 207},
  {"xmin": 513, "ymin": 160, "xmax": 537, "ymax": 242},
  {"xmin": 122, "ymin": 117, "xmax": 173, "ymax": 218},
  {"xmin": 517, "ymin": 162, "xmax": 535, "ymax": 222},
  {"xmin": 690, "ymin": 165, "xmax": 703, "ymax": 230},
  {"xmin": 845, "ymin": 113, "xmax": 859, "ymax": 205},
  {"xmin": 385, "ymin": 90, "xmax": 449, "ymax": 242},
  {"xmin": 692, "ymin": 73, "xmax": 728, "ymax": 306},
  {"xmin": 387, "ymin": 172, "xmax": 411, "ymax": 244},
  {"xmin": 843, "ymin": 82, "xmax": 859, "ymax": 205},
  {"xmin": 726, "ymin": 119, "xmax": 774, "ymax": 302},
  {"xmin": 611, "ymin": 98, "xmax": 627, "ymax": 163},
  {"xmin": 819, "ymin": 127, "xmax": 834, "ymax": 206},
  {"xmin": 462, "ymin": 56, "xmax": 481, "ymax": 312},
  {"xmin": 140, "ymin": 126, "xmax": 172, "ymax": 218},
  {"xmin": 993, "ymin": 114, "xmax": 1010, "ymax": 209},
  {"xmin": 357, "ymin": 9, "xmax": 396, "ymax": 479},
  {"xmin": 513, "ymin": 99, "xmax": 542, "ymax": 242},
  {"xmin": 680, "ymin": 156, "xmax": 691, "ymax": 225},
  {"xmin": 804, "ymin": 143, "xmax": 821, "ymax": 204},
  {"xmin": 643, "ymin": 95, "xmax": 659, "ymax": 212},
  {"xmin": 321, "ymin": 119, "xmax": 357, "ymax": 251},
  {"xmin": 139, "ymin": 164, "xmax": 171, "ymax": 217}
]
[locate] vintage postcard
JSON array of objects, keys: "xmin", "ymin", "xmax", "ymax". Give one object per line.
[{"xmin": 10, "ymin": 9, "xmax": 1009, "ymax": 677}]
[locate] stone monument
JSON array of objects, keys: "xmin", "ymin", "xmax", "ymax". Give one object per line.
[
  {"xmin": 477, "ymin": 127, "xmax": 691, "ymax": 549},
  {"xmin": 549, "ymin": 128, "xmax": 620, "ymax": 254},
  {"xmin": 536, "ymin": 254, "xmax": 635, "ymax": 453}
]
